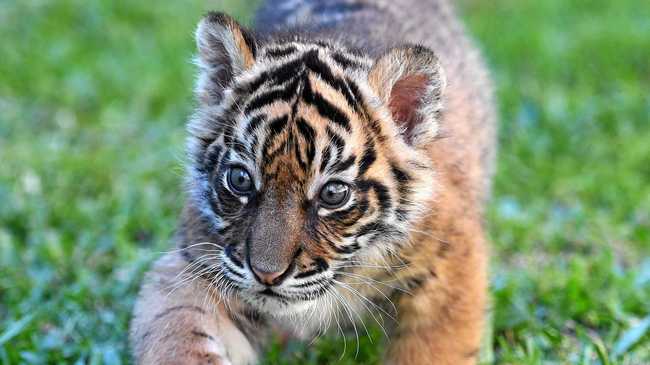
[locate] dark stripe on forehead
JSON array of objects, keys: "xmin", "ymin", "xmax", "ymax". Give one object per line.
[
  {"xmin": 293, "ymin": 139, "xmax": 308, "ymax": 171},
  {"xmin": 326, "ymin": 127, "xmax": 345, "ymax": 155},
  {"xmin": 320, "ymin": 144, "xmax": 332, "ymax": 173},
  {"xmin": 302, "ymin": 77, "xmax": 352, "ymax": 132},
  {"xmin": 244, "ymin": 115, "xmax": 265, "ymax": 136},
  {"xmin": 264, "ymin": 45, "xmax": 298, "ymax": 58},
  {"xmin": 263, "ymin": 140, "xmax": 287, "ymax": 167},
  {"xmin": 261, "ymin": 116, "xmax": 289, "ymax": 165},
  {"xmin": 267, "ymin": 115, "xmax": 289, "ymax": 138},
  {"xmin": 244, "ymin": 77, "xmax": 300, "ymax": 114},
  {"xmin": 303, "ymin": 50, "xmax": 362, "ymax": 114},
  {"xmin": 236, "ymin": 57, "xmax": 303, "ymax": 95},
  {"xmin": 296, "ymin": 118, "xmax": 317, "ymax": 167},
  {"xmin": 296, "ymin": 117, "xmax": 316, "ymax": 141},
  {"xmin": 331, "ymin": 52, "xmax": 365, "ymax": 70}
]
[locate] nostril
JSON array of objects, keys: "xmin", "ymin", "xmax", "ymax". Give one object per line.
[{"xmin": 251, "ymin": 265, "xmax": 290, "ymax": 286}]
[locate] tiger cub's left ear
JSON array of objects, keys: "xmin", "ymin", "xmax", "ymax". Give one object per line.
[
  {"xmin": 368, "ymin": 45, "xmax": 446, "ymax": 148},
  {"xmin": 195, "ymin": 12, "xmax": 257, "ymax": 105}
]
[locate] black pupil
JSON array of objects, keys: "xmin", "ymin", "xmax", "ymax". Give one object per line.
[
  {"xmin": 229, "ymin": 168, "xmax": 251, "ymax": 192},
  {"xmin": 321, "ymin": 183, "xmax": 348, "ymax": 206}
]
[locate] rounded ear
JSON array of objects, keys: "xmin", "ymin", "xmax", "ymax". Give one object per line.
[
  {"xmin": 368, "ymin": 45, "xmax": 446, "ymax": 147},
  {"xmin": 195, "ymin": 12, "xmax": 257, "ymax": 105}
]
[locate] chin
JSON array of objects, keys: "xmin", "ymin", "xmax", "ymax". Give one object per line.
[{"xmin": 241, "ymin": 292, "xmax": 319, "ymax": 317}]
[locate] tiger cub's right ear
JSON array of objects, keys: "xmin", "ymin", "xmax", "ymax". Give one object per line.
[{"xmin": 195, "ymin": 12, "xmax": 257, "ymax": 105}]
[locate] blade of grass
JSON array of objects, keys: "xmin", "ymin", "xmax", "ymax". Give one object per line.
[
  {"xmin": 0, "ymin": 314, "xmax": 34, "ymax": 346},
  {"xmin": 612, "ymin": 315, "xmax": 650, "ymax": 357}
]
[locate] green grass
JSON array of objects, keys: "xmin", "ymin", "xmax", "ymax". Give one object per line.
[{"xmin": 1, "ymin": 0, "xmax": 649, "ymax": 363}]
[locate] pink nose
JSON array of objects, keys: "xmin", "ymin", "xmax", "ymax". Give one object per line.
[{"xmin": 251, "ymin": 266, "xmax": 289, "ymax": 286}]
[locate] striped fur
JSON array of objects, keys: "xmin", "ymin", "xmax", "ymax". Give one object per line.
[{"xmin": 131, "ymin": 1, "xmax": 495, "ymax": 364}]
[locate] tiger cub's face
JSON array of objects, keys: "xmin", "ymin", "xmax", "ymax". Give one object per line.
[{"xmin": 184, "ymin": 13, "xmax": 445, "ymax": 315}]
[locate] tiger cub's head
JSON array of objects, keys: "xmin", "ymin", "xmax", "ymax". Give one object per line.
[{"xmin": 184, "ymin": 12, "xmax": 445, "ymax": 315}]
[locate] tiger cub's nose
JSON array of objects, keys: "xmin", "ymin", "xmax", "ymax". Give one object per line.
[{"xmin": 251, "ymin": 264, "xmax": 290, "ymax": 286}]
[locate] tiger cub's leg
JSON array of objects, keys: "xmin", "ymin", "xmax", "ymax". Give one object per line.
[
  {"xmin": 386, "ymin": 223, "xmax": 488, "ymax": 365},
  {"xmin": 129, "ymin": 253, "xmax": 258, "ymax": 365}
]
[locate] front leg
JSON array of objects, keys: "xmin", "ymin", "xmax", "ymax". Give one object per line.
[
  {"xmin": 130, "ymin": 253, "xmax": 259, "ymax": 365},
  {"xmin": 386, "ymin": 224, "xmax": 488, "ymax": 365}
]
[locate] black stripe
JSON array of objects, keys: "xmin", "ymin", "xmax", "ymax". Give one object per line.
[
  {"xmin": 355, "ymin": 221, "xmax": 389, "ymax": 238},
  {"xmin": 244, "ymin": 115, "xmax": 265, "ymax": 135},
  {"xmin": 239, "ymin": 26, "xmax": 257, "ymax": 59},
  {"xmin": 357, "ymin": 179, "xmax": 392, "ymax": 213},
  {"xmin": 263, "ymin": 141, "xmax": 287, "ymax": 166},
  {"xmin": 331, "ymin": 154, "xmax": 356, "ymax": 174},
  {"xmin": 290, "ymin": 280, "xmax": 324, "ymax": 289},
  {"xmin": 391, "ymin": 163, "xmax": 412, "ymax": 220},
  {"xmin": 267, "ymin": 115, "xmax": 289, "ymax": 139},
  {"xmin": 235, "ymin": 70, "xmax": 268, "ymax": 95},
  {"xmin": 391, "ymin": 163, "xmax": 411, "ymax": 192},
  {"xmin": 302, "ymin": 77, "xmax": 351, "ymax": 132},
  {"xmin": 225, "ymin": 264, "xmax": 245, "ymax": 279},
  {"xmin": 269, "ymin": 58, "xmax": 304, "ymax": 86},
  {"xmin": 320, "ymin": 145, "xmax": 332, "ymax": 173},
  {"xmin": 203, "ymin": 145, "xmax": 222, "ymax": 169},
  {"xmin": 261, "ymin": 116, "xmax": 288, "ymax": 163},
  {"xmin": 326, "ymin": 203, "xmax": 361, "ymax": 222},
  {"xmin": 303, "ymin": 50, "xmax": 361, "ymax": 114},
  {"xmin": 331, "ymin": 52, "xmax": 364, "ymax": 70},
  {"xmin": 291, "ymin": 283, "xmax": 332, "ymax": 300},
  {"xmin": 236, "ymin": 57, "xmax": 304, "ymax": 94},
  {"xmin": 225, "ymin": 244, "xmax": 243, "ymax": 268},
  {"xmin": 296, "ymin": 118, "xmax": 316, "ymax": 166},
  {"xmin": 294, "ymin": 258, "xmax": 329, "ymax": 279},
  {"xmin": 332, "ymin": 241, "xmax": 361, "ymax": 254},
  {"xmin": 326, "ymin": 127, "xmax": 345, "ymax": 156},
  {"xmin": 293, "ymin": 137, "xmax": 308, "ymax": 171},
  {"xmin": 294, "ymin": 269, "xmax": 320, "ymax": 279},
  {"xmin": 265, "ymin": 45, "xmax": 298, "ymax": 58},
  {"xmin": 244, "ymin": 77, "xmax": 299, "ymax": 114},
  {"xmin": 232, "ymin": 140, "xmax": 253, "ymax": 159},
  {"xmin": 357, "ymin": 138, "xmax": 376, "ymax": 175}
]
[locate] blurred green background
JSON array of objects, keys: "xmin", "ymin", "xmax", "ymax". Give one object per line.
[{"xmin": 1, "ymin": 0, "xmax": 649, "ymax": 364}]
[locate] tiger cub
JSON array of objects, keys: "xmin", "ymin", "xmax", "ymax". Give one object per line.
[{"xmin": 130, "ymin": 0, "xmax": 496, "ymax": 364}]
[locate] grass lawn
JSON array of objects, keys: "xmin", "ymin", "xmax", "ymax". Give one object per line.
[{"xmin": 1, "ymin": 0, "xmax": 649, "ymax": 363}]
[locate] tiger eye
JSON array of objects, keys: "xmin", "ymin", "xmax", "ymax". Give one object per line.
[
  {"xmin": 319, "ymin": 181, "xmax": 351, "ymax": 208},
  {"xmin": 227, "ymin": 166, "xmax": 253, "ymax": 194}
]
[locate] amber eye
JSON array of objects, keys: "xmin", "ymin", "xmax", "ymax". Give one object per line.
[
  {"xmin": 319, "ymin": 181, "xmax": 351, "ymax": 208},
  {"xmin": 227, "ymin": 166, "xmax": 253, "ymax": 194}
]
